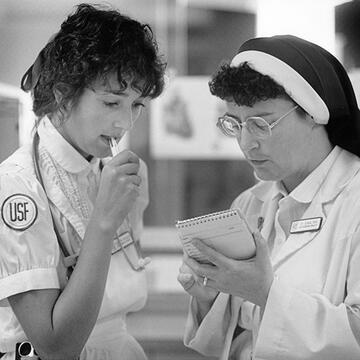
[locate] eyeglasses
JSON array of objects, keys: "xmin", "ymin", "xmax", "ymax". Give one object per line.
[{"xmin": 217, "ymin": 105, "xmax": 299, "ymax": 139}]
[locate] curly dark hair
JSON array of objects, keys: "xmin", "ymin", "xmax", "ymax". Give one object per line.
[
  {"xmin": 209, "ymin": 62, "xmax": 288, "ymax": 107},
  {"xmin": 21, "ymin": 3, "xmax": 166, "ymax": 120}
]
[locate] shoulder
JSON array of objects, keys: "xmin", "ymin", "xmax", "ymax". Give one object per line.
[
  {"xmin": 0, "ymin": 144, "xmax": 41, "ymax": 196},
  {"xmin": 0, "ymin": 145, "xmax": 48, "ymax": 231},
  {"xmin": 332, "ymin": 150, "xmax": 360, "ymax": 206},
  {"xmin": 0, "ymin": 144, "xmax": 36, "ymax": 179}
]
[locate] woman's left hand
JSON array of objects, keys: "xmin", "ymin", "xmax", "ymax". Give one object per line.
[{"xmin": 184, "ymin": 232, "xmax": 274, "ymax": 310}]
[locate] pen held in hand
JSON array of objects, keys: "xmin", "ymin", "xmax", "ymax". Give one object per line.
[
  {"xmin": 108, "ymin": 137, "xmax": 139, "ymax": 165},
  {"xmin": 109, "ymin": 137, "xmax": 119, "ymax": 157},
  {"xmin": 257, "ymin": 216, "xmax": 264, "ymax": 232}
]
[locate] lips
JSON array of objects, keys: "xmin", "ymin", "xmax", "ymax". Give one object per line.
[
  {"xmin": 248, "ymin": 158, "xmax": 268, "ymax": 166},
  {"xmin": 101, "ymin": 134, "xmax": 121, "ymax": 142}
]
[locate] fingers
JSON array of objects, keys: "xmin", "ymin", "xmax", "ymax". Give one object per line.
[
  {"xmin": 103, "ymin": 164, "xmax": 142, "ymax": 186},
  {"xmin": 183, "ymin": 253, "xmax": 217, "ymax": 279},
  {"xmin": 177, "ymin": 273, "xmax": 195, "ymax": 291},
  {"xmin": 118, "ymin": 163, "xmax": 140, "ymax": 175},
  {"xmin": 178, "ymin": 262, "xmax": 197, "ymax": 290},
  {"xmin": 253, "ymin": 231, "xmax": 270, "ymax": 261},
  {"xmin": 111, "ymin": 150, "xmax": 140, "ymax": 165},
  {"xmin": 107, "ymin": 174, "xmax": 141, "ymax": 190},
  {"xmin": 105, "ymin": 151, "xmax": 141, "ymax": 179},
  {"xmin": 126, "ymin": 175, "xmax": 142, "ymax": 186},
  {"xmin": 191, "ymin": 239, "xmax": 232, "ymax": 268}
]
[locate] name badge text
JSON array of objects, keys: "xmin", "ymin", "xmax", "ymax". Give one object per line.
[{"xmin": 290, "ymin": 217, "xmax": 322, "ymax": 234}]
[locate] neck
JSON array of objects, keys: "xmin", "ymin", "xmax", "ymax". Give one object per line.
[
  {"xmin": 282, "ymin": 131, "xmax": 334, "ymax": 193},
  {"xmin": 49, "ymin": 114, "xmax": 91, "ymax": 160}
]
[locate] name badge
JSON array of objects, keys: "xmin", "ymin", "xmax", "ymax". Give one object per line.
[{"xmin": 290, "ymin": 217, "xmax": 323, "ymax": 234}]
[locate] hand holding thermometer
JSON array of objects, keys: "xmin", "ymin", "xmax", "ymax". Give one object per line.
[{"xmin": 108, "ymin": 137, "xmax": 151, "ymax": 270}]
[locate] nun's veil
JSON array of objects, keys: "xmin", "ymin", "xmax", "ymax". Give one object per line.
[{"xmin": 231, "ymin": 35, "xmax": 360, "ymax": 157}]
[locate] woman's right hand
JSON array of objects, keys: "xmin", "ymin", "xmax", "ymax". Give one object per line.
[
  {"xmin": 178, "ymin": 255, "xmax": 219, "ymax": 303},
  {"xmin": 93, "ymin": 150, "xmax": 141, "ymax": 233}
]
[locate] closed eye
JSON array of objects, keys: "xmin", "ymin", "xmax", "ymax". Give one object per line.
[
  {"xmin": 103, "ymin": 101, "xmax": 119, "ymax": 107},
  {"xmin": 133, "ymin": 102, "xmax": 145, "ymax": 108}
]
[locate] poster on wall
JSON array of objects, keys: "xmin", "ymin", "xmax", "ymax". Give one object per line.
[{"xmin": 150, "ymin": 76, "xmax": 244, "ymax": 159}]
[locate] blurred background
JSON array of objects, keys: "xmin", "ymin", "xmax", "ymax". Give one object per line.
[{"xmin": 1, "ymin": 0, "xmax": 360, "ymax": 358}]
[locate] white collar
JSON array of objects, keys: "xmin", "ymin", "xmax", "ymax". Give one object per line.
[
  {"xmin": 289, "ymin": 146, "xmax": 340, "ymax": 203},
  {"xmin": 37, "ymin": 116, "xmax": 101, "ymax": 174}
]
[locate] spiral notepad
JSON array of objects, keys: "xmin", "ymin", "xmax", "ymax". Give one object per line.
[{"xmin": 176, "ymin": 209, "xmax": 256, "ymax": 263}]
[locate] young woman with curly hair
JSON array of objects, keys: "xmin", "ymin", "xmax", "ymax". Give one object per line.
[{"xmin": 0, "ymin": 3, "xmax": 165, "ymax": 359}]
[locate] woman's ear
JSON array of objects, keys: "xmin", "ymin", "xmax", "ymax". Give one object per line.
[
  {"xmin": 52, "ymin": 83, "xmax": 74, "ymax": 121},
  {"xmin": 53, "ymin": 88, "xmax": 63, "ymax": 105},
  {"xmin": 53, "ymin": 82, "xmax": 72, "ymax": 105},
  {"xmin": 51, "ymin": 85, "xmax": 71, "ymax": 126}
]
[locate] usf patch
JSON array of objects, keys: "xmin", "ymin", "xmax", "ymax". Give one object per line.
[{"xmin": 1, "ymin": 194, "xmax": 38, "ymax": 231}]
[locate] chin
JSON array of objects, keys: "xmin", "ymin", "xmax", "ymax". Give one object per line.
[
  {"xmin": 254, "ymin": 169, "xmax": 279, "ymax": 182},
  {"xmin": 92, "ymin": 141, "xmax": 112, "ymax": 158},
  {"xmin": 96, "ymin": 149, "xmax": 111, "ymax": 158}
]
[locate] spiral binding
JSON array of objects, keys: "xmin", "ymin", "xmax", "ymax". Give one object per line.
[{"xmin": 176, "ymin": 209, "xmax": 239, "ymax": 228}]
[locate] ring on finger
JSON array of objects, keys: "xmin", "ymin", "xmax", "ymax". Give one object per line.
[{"xmin": 202, "ymin": 276, "xmax": 208, "ymax": 287}]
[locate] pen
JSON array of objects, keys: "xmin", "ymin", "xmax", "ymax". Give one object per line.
[
  {"xmin": 257, "ymin": 216, "xmax": 264, "ymax": 232},
  {"xmin": 109, "ymin": 137, "xmax": 119, "ymax": 157}
]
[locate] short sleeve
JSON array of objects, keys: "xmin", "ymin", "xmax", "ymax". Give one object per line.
[{"xmin": 0, "ymin": 171, "xmax": 60, "ymax": 305}]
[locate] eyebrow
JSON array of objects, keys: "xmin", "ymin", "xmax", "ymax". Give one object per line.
[
  {"xmin": 224, "ymin": 112, "xmax": 241, "ymax": 121},
  {"xmin": 253, "ymin": 111, "xmax": 273, "ymax": 117},
  {"xmin": 225, "ymin": 111, "xmax": 274, "ymax": 121},
  {"xmin": 101, "ymin": 88, "xmax": 145, "ymax": 100},
  {"xmin": 102, "ymin": 89, "xmax": 129, "ymax": 96}
]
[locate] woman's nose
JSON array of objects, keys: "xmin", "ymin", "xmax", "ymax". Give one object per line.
[
  {"xmin": 114, "ymin": 109, "xmax": 133, "ymax": 130},
  {"xmin": 237, "ymin": 127, "xmax": 259, "ymax": 152}
]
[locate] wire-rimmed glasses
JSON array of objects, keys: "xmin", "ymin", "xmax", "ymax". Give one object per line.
[{"xmin": 217, "ymin": 105, "xmax": 299, "ymax": 139}]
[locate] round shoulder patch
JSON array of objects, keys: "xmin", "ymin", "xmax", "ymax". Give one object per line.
[{"xmin": 1, "ymin": 194, "xmax": 38, "ymax": 231}]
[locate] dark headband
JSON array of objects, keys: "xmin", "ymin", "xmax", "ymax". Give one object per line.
[
  {"xmin": 20, "ymin": 33, "xmax": 56, "ymax": 92},
  {"xmin": 20, "ymin": 49, "xmax": 44, "ymax": 92},
  {"xmin": 231, "ymin": 35, "xmax": 359, "ymax": 124},
  {"xmin": 231, "ymin": 34, "xmax": 360, "ymax": 155}
]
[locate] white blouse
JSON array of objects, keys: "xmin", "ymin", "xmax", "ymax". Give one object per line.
[{"xmin": 0, "ymin": 117, "xmax": 149, "ymax": 355}]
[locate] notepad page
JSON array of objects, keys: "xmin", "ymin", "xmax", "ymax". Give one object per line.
[{"xmin": 176, "ymin": 208, "xmax": 255, "ymax": 262}]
